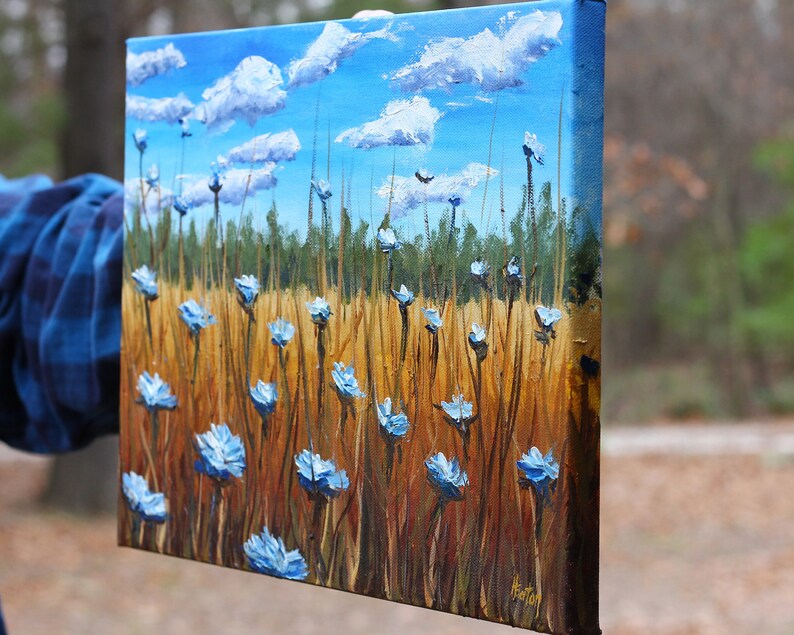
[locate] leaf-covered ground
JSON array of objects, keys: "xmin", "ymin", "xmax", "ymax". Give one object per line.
[{"xmin": 2, "ymin": 423, "xmax": 794, "ymax": 635}]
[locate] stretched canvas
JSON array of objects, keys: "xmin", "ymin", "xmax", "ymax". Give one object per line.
[{"xmin": 119, "ymin": 2, "xmax": 604, "ymax": 633}]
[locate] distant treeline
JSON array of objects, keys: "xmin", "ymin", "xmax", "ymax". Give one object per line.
[{"xmin": 127, "ymin": 180, "xmax": 601, "ymax": 307}]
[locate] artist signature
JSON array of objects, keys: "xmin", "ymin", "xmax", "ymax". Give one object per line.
[{"xmin": 510, "ymin": 575, "xmax": 541, "ymax": 607}]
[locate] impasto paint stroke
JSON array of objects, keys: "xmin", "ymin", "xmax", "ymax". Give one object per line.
[{"xmin": 119, "ymin": 2, "xmax": 605, "ymax": 633}]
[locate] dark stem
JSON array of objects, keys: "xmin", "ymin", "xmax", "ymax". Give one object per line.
[
  {"xmin": 526, "ymin": 156, "xmax": 538, "ymax": 301},
  {"xmin": 311, "ymin": 497, "xmax": 328, "ymax": 584},
  {"xmin": 191, "ymin": 332, "xmax": 200, "ymax": 387},
  {"xmin": 430, "ymin": 332, "xmax": 439, "ymax": 388},
  {"xmin": 316, "ymin": 327, "xmax": 326, "ymax": 428},
  {"xmin": 144, "ymin": 299, "xmax": 153, "ymax": 352}
]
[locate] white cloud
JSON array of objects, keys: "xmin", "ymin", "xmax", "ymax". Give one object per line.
[
  {"xmin": 126, "ymin": 43, "xmax": 186, "ymax": 87},
  {"xmin": 376, "ymin": 163, "xmax": 497, "ymax": 218},
  {"xmin": 195, "ymin": 56, "xmax": 287, "ymax": 132},
  {"xmin": 391, "ymin": 10, "xmax": 562, "ymax": 93},
  {"xmin": 181, "ymin": 165, "xmax": 279, "ymax": 207},
  {"xmin": 223, "ymin": 129, "xmax": 301, "ymax": 164},
  {"xmin": 286, "ymin": 22, "xmax": 397, "ymax": 88},
  {"xmin": 335, "ymin": 96, "xmax": 441, "ymax": 149},
  {"xmin": 123, "ymin": 179, "xmax": 174, "ymax": 216},
  {"xmin": 126, "ymin": 93, "xmax": 194, "ymax": 124}
]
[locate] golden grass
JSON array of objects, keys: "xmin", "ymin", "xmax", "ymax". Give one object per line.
[{"xmin": 119, "ymin": 266, "xmax": 601, "ymax": 633}]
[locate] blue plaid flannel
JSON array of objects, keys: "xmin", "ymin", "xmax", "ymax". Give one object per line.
[{"xmin": 0, "ymin": 173, "xmax": 123, "ymax": 454}]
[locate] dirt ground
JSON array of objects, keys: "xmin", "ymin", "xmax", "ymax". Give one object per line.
[{"xmin": 2, "ymin": 424, "xmax": 794, "ymax": 635}]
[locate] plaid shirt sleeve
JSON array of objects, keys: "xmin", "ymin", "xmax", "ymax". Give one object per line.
[{"xmin": 0, "ymin": 173, "xmax": 124, "ymax": 453}]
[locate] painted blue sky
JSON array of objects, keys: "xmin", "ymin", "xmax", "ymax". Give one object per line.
[{"xmin": 124, "ymin": 0, "xmax": 585, "ymax": 240}]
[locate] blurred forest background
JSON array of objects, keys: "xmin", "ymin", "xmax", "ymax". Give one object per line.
[{"xmin": 1, "ymin": 0, "xmax": 793, "ymax": 509}]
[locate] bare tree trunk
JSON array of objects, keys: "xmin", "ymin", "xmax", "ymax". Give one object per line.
[
  {"xmin": 43, "ymin": 0, "xmax": 125, "ymax": 513},
  {"xmin": 60, "ymin": 0, "xmax": 124, "ymax": 180}
]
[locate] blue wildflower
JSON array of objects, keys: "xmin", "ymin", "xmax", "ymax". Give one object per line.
[
  {"xmin": 421, "ymin": 307, "xmax": 442, "ymax": 334},
  {"xmin": 268, "ymin": 317, "xmax": 295, "ymax": 348},
  {"xmin": 415, "ymin": 168, "xmax": 434, "ymax": 184},
  {"xmin": 194, "ymin": 423, "xmax": 246, "ymax": 481},
  {"xmin": 377, "ymin": 397, "xmax": 410, "ymax": 440},
  {"xmin": 440, "ymin": 393, "xmax": 474, "ymax": 427},
  {"xmin": 250, "ymin": 380, "xmax": 278, "ymax": 417},
  {"xmin": 234, "ymin": 275, "xmax": 260, "ymax": 314},
  {"xmin": 534, "ymin": 305, "xmax": 562, "ymax": 344},
  {"xmin": 523, "ymin": 132, "xmax": 546, "ymax": 165},
  {"xmin": 535, "ymin": 305, "xmax": 562, "ymax": 330},
  {"xmin": 306, "ymin": 296, "xmax": 332, "ymax": 326},
  {"xmin": 295, "ymin": 449, "xmax": 349, "ymax": 500},
  {"xmin": 312, "ymin": 179, "xmax": 332, "ymax": 202},
  {"xmin": 244, "ymin": 527, "xmax": 309, "ymax": 580},
  {"xmin": 173, "ymin": 195, "xmax": 190, "ymax": 217},
  {"xmin": 517, "ymin": 447, "xmax": 559, "ymax": 501},
  {"xmin": 208, "ymin": 168, "xmax": 223, "ymax": 193},
  {"xmin": 425, "ymin": 452, "xmax": 468, "ymax": 502},
  {"xmin": 145, "ymin": 164, "xmax": 160, "ymax": 189},
  {"xmin": 468, "ymin": 322, "xmax": 488, "ymax": 361},
  {"xmin": 136, "ymin": 371, "xmax": 177, "ymax": 412},
  {"xmin": 390, "ymin": 284, "xmax": 415, "ymax": 309},
  {"xmin": 178, "ymin": 299, "xmax": 217, "ymax": 335},
  {"xmin": 122, "ymin": 471, "xmax": 167, "ymax": 522},
  {"xmin": 377, "ymin": 228, "xmax": 402, "ymax": 253},
  {"xmin": 331, "ymin": 361, "xmax": 366, "ymax": 401},
  {"xmin": 131, "ymin": 264, "xmax": 158, "ymax": 301},
  {"xmin": 470, "ymin": 259, "xmax": 490, "ymax": 286},
  {"xmin": 133, "ymin": 129, "xmax": 147, "ymax": 153},
  {"xmin": 448, "ymin": 194, "xmax": 461, "ymax": 208},
  {"xmin": 506, "ymin": 256, "xmax": 523, "ymax": 288}
]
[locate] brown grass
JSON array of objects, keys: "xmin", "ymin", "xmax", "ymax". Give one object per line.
[{"xmin": 119, "ymin": 264, "xmax": 601, "ymax": 633}]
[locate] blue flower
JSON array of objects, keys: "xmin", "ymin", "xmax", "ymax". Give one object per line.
[
  {"xmin": 469, "ymin": 322, "xmax": 486, "ymax": 345},
  {"xmin": 468, "ymin": 322, "xmax": 488, "ymax": 361},
  {"xmin": 244, "ymin": 527, "xmax": 309, "ymax": 580},
  {"xmin": 535, "ymin": 305, "xmax": 562, "ymax": 330},
  {"xmin": 133, "ymin": 129, "xmax": 147, "ymax": 153},
  {"xmin": 208, "ymin": 168, "xmax": 223, "ymax": 193},
  {"xmin": 415, "ymin": 168, "xmax": 434, "ymax": 184},
  {"xmin": 377, "ymin": 228, "xmax": 402, "ymax": 253},
  {"xmin": 295, "ymin": 449, "xmax": 349, "ymax": 500},
  {"xmin": 331, "ymin": 361, "xmax": 366, "ymax": 400},
  {"xmin": 312, "ymin": 179, "xmax": 332, "ymax": 202},
  {"xmin": 194, "ymin": 423, "xmax": 246, "ymax": 481},
  {"xmin": 390, "ymin": 284, "xmax": 415, "ymax": 309},
  {"xmin": 306, "ymin": 296, "xmax": 332, "ymax": 326},
  {"xmin": 145, "ymin": 164, "xmax": 160, "ymax": 188},
  {"xmin": 136, "ymin": 371, "xmax": 177, "ymax": 412},
  {"xmin": 448, "ymin": 194, "xmax": 461, "ymax": 208},
  {"xmin": 425, "ymin": 452, "xmax": 468, "ymax": 501},
  {"xmin": 268, "ymin": 317, "xmax": 295, "ymax": 348},
  {"xmin": 517, "ymin": 447, "xmax": 559, "ymax": 501},
  {"xmin": 131, "ymin": 264, "xmax": 158, "ymax": 301},
  {"xmin": 250, "ymin": 380, "xmax": 278, "ymax": 417},
  {"xmin": 506, "ymin": 256, "xmax": 523, "ymax": 287},
  {"xmin": 178, "ymin": 299, "xmax": 217, "ymax": 335},
  {"xmin": 234, "ymin": 275, "xmax": 260, "ymax": 312},
  {"xmin": 377, "ymin": 398, "xmax": 410, "ymax": 440},
  {"xmin": 179, "ymin": 117, "xmax": 192, "ymax": 138},
  {"xmin": 470, "ymin": 259, "xmax": 490, "ymax": 285},
  {"xmin": 421, "ymin": 307, "xmax": 442, "ymax": 334},
  {"xmin": 523, "ymin": 132, "xmax": 546, "ymax": 165},
  {"xmin": 173, "ymin": 195, "xmax": 190, "ymax": 217},
  {"xmin": 122, "ymin": 471, "xmax": 167, "ymax": 522},
  {"xmin": 440, "ymin": 393, "xmax": 474, "ymax": 426}
]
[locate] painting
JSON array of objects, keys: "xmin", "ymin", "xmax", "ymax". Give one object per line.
[{"xmin": 119, "ymin": 1, "xmax": 604, "ymax": 633}]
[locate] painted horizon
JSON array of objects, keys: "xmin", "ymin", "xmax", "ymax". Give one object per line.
[{"xmin": 119, "ymin": 2, "xmax": 604, "ymax": 634}]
